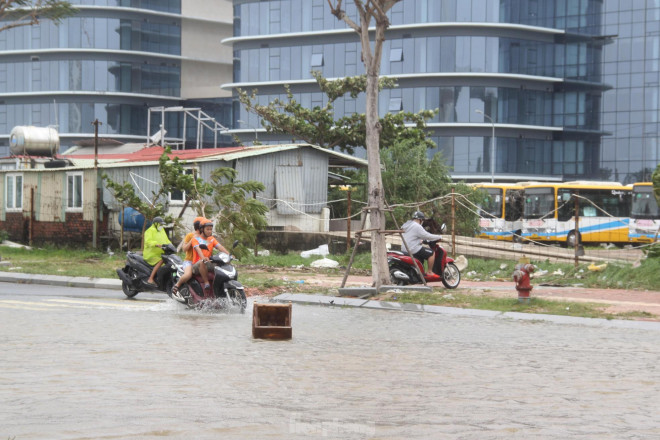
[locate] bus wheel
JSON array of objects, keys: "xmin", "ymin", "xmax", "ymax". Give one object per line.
[{"xmin": 566, "ymin": 231, "xmax": 581, "ymax": 248}]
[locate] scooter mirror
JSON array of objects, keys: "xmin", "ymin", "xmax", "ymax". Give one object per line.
[
  {"xmin": 233, "ymin": 240, "xmax": 240, "ymax": 249},
  {"xmin": 199, "ymin": 244, "xmax": 209, "ymax": 250},
  {"xmin": 440, "ymin": 223, "xmax": 447, "ymax": 233}
]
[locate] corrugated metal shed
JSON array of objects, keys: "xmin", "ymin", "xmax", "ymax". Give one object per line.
[
  {"xmin": 0, "ymin": 143, "xmax": 366, "ymax": 232},
  {"xmin": 234, "ymin": 148, "xmax": 329, "ymax": 214}
]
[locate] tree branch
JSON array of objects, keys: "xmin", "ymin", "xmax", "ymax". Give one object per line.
[{"xmin": 327, "ymin": 0, "xmax": 360, "ymax": 33}]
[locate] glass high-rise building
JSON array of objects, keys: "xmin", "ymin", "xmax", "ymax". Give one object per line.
[
  {"xmin": 601, "ymin": 0, "xmax": 660, "ymax": 183},
  {"xmin": 226, "ymin": 0, "xmax": 659, "ymax": 183},
  {"xmin": 0, "ymin": 0, "xmax": 234, "ymax": 153}
]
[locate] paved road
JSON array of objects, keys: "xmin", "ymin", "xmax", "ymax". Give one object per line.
[
  {"xmin": 3, "ymin": 270, "xmax": 660, "ymax": 318},
  {"xmin": 2, "ymin": 284, "xmax": 660, "ymax": 439}
]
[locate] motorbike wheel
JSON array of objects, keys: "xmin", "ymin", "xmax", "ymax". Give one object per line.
[
  {"xmin": 441, "ymin": 262, "xmax": 461, "ymax": 289},
  {"xmin": 164, "ymin": 279, "xmax": 174, "ymax": 299},
  {"xmin": 165, "ymin": 279, "xmax": 188, "ymax": 305},
  {"xmin": 122, "ymin": 280, "xmax": 139, "ymax": 298},
  {"xmin": 228, "ymin": 288, "xmax": 247, "ymax": 313},
  {"xmin": 389, "ymin": 267, "xmax": 408, "ymax": 286}
]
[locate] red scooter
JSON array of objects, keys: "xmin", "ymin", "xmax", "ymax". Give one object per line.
[
  {"xmin": 168, "ymin": 241, "xmax": 247, "ymax": 312},
  {"xmin": 387, "ymin": 239, "xmax": 461, "ymax": 288}
]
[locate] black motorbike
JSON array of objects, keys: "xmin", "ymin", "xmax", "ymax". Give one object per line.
[{"xmin": 116, "ymin": 243, "xmax": 182, "ymax": 298}]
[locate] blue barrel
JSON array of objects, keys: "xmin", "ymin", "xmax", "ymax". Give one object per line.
[{"xmin": 119, "ymin": 207, "xmax": 148, "ymax": 232}]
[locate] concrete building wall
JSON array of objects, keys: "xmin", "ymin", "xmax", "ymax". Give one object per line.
[{"xmin": 181, "ymin": 0, "xmax": 234, "ymax": 99}]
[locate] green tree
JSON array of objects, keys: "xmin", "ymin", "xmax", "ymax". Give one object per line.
[
  {"xmin": 652, "ymin": 163, "xmax": 660, "ymax": 206},
  {"xmin": 104, "ymin": 150, "xmax": 212, "ymax": 246},
  {"xmin": 239, "ymin": 71, "xmax": 435, "ymax": 155},
  {"xmin": 380, "ymin": 139, "xmax": 480, "ymax": 235},
  {"xmin": 206, "ymin": 167, "xmax": 269, "ymax": 259},
  {"xmin": 328, "ymin": 0, "xmax": 403, "ymax": 287},
  {"xmin": 1, "ymin": 0, "xmax": 77, "ymax": 33},
  {"xmin": 105, "ymin": 149, "xmax": 269, "ymax": 255},
  {"xmin": 381, "ymin": 139, "xmax": 451, "ymax": 216},
  {"xmin": 648, "ymin": 163, "xmax": 660, "ymax": 258}
]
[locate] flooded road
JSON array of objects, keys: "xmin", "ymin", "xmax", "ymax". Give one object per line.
[{"xmin": 1, "ymin": 285, "xmax": 659, "ymax": 439}]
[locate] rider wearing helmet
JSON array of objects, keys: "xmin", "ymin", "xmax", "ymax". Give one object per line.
[
  {"xmin": 144, "ymin": 216, "xmax": 171, "ymax": 286},
  {"xmin": 171, "ymin": 216, "xmax": 206, "ymax": 296},
  {"xmin": 191, "ymin": 218, "xmax": 230, "ymax": 292},
  {"xmin": 401, "ymin": 211, "xmax": 443, "ymax": 275}
]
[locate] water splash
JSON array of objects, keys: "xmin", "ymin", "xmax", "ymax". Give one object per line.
[{"xmin": 193, "ymin": 297, "xmax": 245, "ymax": 314}]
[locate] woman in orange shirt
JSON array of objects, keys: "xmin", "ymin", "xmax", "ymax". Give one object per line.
[
  {"xmin": 191, "ymin": 219, "xmax": 229, "ymax": 291},
  {"xmin": 171, "ymin": 216, "xmax": 205, "ymax": 296}
]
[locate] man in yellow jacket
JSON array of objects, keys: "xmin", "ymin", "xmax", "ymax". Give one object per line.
[{"xmin": 144, "ymin": 216, "xmax": 171, "ymax": 286}]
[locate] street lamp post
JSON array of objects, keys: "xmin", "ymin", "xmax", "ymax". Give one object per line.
[{"xmin": 475, "ymin": 109, "xmax": 495, "ymax": 183}]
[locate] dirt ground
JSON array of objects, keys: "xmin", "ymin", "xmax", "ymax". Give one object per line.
[{"xmin": 244, "ymin": 268, "xmax": 660, "ymax": 321}]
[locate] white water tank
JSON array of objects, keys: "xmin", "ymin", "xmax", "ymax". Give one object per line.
[{"xmin": 9, "ymin": 126, "xmax": 60, "ymax": 156}]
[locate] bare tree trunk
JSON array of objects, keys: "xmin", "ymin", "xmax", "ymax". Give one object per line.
[
  {"xmin": 328, "ymin": 0, "xmax": 399, "ymax": 288},
  {"xmin": 365, "ymin": 64, "xmax": 389, "ymax": 287}
]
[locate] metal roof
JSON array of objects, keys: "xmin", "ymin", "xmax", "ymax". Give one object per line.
[{"xmin": 60, "ymin": 143, "xmax": 368, "ymax": 169}]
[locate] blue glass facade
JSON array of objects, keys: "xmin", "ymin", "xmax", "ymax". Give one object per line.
[
  {"xmin": 228, "ymin": 0, "xmax": 623, "ymax": 181},
  {"xmin": 600, "ymin": 0, "xmax": 660, "ymax": 183},
  {"xmin": 0, "ymin": 0, "xmax": 232, "ymax": 152}
]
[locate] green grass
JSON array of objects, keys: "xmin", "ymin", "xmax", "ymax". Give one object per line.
[
  {"xmin": 392, "ymin": 291, "xmax": 610, "ymax": 319},
  {"xmin": 0, "ymin": 245, "xmax": 656, "ymax": 320},
  {"xmin": 461, "ymin": 256, "xmax": 660, "ymax": 291},
  {"xmin": 0, "ymin": 244, "xmax": 126, "ymax": 278},
  {"xmin": 1, "ymin": 244, "xmax": 659, "ymax": 294}
]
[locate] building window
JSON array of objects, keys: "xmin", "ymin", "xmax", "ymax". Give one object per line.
[
  {"xmin": 169, "ymin": 168, "xmax": 197, "ymax": 204},
  {"xmin": 66, "ymin": 172, "xmax": 83, "ymax": 211},
  {"xmin": 5, "ymin": 174, "xmax": 23, "ymax": 211},
  {"xmin": 310, "ymin": 53, "xmax": 324, "ymax": 67},
  {"xmin": 390, "ymin": 47, "xmax": 403, "ymax": 62},
  {"xmin": 388, "ymin": 97, "xmax": 402, "ymax": 112}
]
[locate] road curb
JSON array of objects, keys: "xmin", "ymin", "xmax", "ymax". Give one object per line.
[
  {"xmin": 2, "ymin": 273, "xmax": 659, "ymax": 330},
  {"xmin": 271, "ymin": 293, "xmax": 660, "ymax": 331},
  {"xmin": 0, "ymin": 272, "xmax": 123, "ymax": 290}
]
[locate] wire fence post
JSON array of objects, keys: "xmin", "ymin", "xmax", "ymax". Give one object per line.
[
  {"xmin": 346, "ymin": 188, "xmax": 352, "ymax": 253},
  {"xmin": 451, "ymin": 187, "xmax": 456, "ymax": 258},
  {"xmin": 574, "ymin": 191, "xmax": 580, "ymax": 268},
  {"xmin": 29, "ymin": 187, "xmax": 34, "ymax": 247},
  {"xmin": 120, "ymin": 205, "xmax": 124, "ymax": 252},
  {"xmin": 253, "ymin": 191, "xmax": 259, "ymax": 257}
]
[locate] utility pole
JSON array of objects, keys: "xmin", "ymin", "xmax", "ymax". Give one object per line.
[{"xmin": 92, "ymin": 119, "xmax": 102, "ymax": 249}]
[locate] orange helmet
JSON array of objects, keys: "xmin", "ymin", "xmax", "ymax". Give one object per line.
[{"xmin": 193, "ymin": 216, "xmax": 206, "ymax": 231}]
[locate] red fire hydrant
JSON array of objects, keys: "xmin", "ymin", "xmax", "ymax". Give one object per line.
[{"xmin": 512, "ymin": 263, "xmax": 535, "ymax": 303}]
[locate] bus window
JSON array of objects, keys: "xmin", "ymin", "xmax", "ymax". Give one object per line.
[
  {"xmin": 632, "ymin": 186, "xmax": 660, "ymax": 219},
  {"xmin": 478, "ymin": 188, "xmax": 503, "ymax": 218},
  {"xmin": 504, "ymin": 190, "xmax": 523, "ymax": 221},
  {"xmin": 523, "ymin": 188, "xmax": 554, "ymax": 219},
  {"xmin": 557, "ymin": 189, "xmax": 575, "ymax": 221},
  {"xmin": 583, "ymin": 206, "xmax": 597, "ymax": 217}
]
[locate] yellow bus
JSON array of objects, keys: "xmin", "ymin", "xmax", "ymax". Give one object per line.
[
  {"xmin": 473, "ymin": 183, "xmax": 524, "ymax": 242},
  {"xmin": 521, "ymin": 181, "xmax": 631, "ymax": 247},
  {"xmin": 629, "ymin": 182, "xmax": 660, "ymax": 243}
]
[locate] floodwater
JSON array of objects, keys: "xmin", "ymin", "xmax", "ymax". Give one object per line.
[{"xmin": 1, "ymin": 292, "xmax": 659, "ymax": 439}]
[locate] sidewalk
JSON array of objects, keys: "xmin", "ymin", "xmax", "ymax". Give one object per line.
[
  {"xmin": 2, "ymin": 270, "xmax": 659, "ymax": 320},
  {"xmin": 276, "ymin": 272, "xmax": 660, "ymax": 319},
  {"xmin": 270, "ymin": 293, "xmax": 660, "ymax": 330},
  {"xmin": 0, "ymin": 272, "xmax": 122, "ymax": 291}
]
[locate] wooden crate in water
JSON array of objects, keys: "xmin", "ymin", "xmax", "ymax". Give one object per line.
[{"xmin": 252, "ymin": 302, "xmax": 292, "ymax": 340}]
